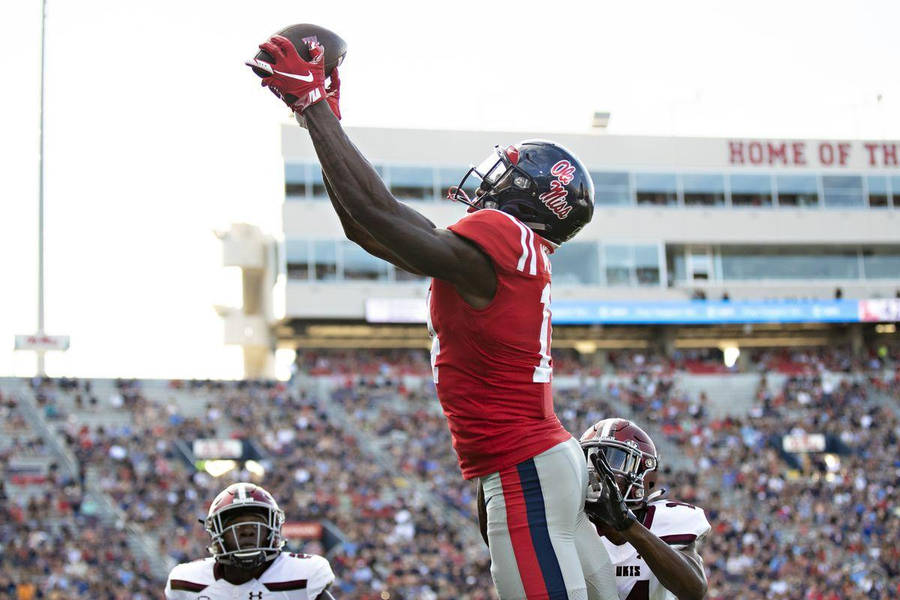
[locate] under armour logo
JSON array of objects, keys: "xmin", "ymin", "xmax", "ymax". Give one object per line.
[{"xmin": 249, "ymin": 593, "xmax": 264, "ymax": 600}]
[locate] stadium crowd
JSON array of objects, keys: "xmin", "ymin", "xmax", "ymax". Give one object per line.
[
  {"xmin": 0, "ymin": 390, "xmax": 158, "ymax": 599},
  {"xmin": 607, "ymin": 369, "xmax": 899, "ymax": 599},
  {"xmin": 0, "ymin": 342, "xmax": 897, "ymax": 598},
  {"xmin": 29, "ymin": 378, "xmax": 494, "ymax": 599}
]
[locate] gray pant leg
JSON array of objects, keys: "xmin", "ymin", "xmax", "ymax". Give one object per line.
[{"xmin": 574, "ymin": 507, "xmax": 618, "ymax": 600}]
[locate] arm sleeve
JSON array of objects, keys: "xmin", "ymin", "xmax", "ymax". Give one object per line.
[
  {"xmin": 448, "ymin": 209, "xmax": 544, "ymax": 276},
  {"xmin": 307, "ymin": 555, "xmax": 337, "ymax": 599}
]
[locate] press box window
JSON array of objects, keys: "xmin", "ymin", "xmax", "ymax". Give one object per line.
[
  {"xmin": 285, "ymin": 239, "xmax": 310, "ymax": 280},
  {"xmin": 822, "ymin": 175, "xmax": 864, "ymax": 208},
  {"xmin": 285, "ymin": 163, "xmax": 310, "ymax": 200},
  {"xmin": 730, "ymin": 174, "xmax": 773, "ymax": 207},
  {"xmin": 862, "ymin": 247, "xmax": 900, "ymax": 279},
  {"xmin": 309, "ymin": 168, "xmax": 327, "ymax": 199},
  {"xmin": 635, "ymin": 174, "xmax": 678, "ymax": 206},
  {"xmin": 552, "ymin": 242, "xmax": 600, "ymax": 285},
  {"xmin": 868, "ymin": 176, "xmax": 889, "ymax": 208},
  {"xmin": 634, "ymin": 245, "xmax": 661, "ymax": 285},
  {"xmin": 591, "ymin": 172, "xmax": 631, "ymax": 206},
  {"xmin": 341, "ymin": 241, "xmax": 390, "ymax": 281},
  {"xmin": 776, "ymin": 175, "xmax": 819, "ymax": 207},
  {"xmin": 389, "ymin": 166, "xmax": 435, "ymax": 201},
  {"xmin": 313, "ymin": 240, "xmax": 337, "ymax": 281},
  {"xmin": 604, "ymin": 245, "xmax": 632, "ymax": 285},
  {"xmin": 682, "ymin": 174, "xmax": 725, "ymax": 206},
  {"xmin": 720, "ymin": 246, "xmax": 859, "ymax": 280}
]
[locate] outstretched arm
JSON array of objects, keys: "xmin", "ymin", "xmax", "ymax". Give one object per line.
[
  {"xmin": 322, "ymin": 172, "xmax": 426, "ymax": 276},
  {"xmin": 305, "ymin": 101, "xmax": 494, "ymax": 303},
  {"xmin": 250, "ymin": 34, "xmax": 495, "ymax": 305}
]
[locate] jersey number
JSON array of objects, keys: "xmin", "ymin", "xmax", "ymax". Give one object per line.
[
  {"xmin": 426, "ymin": 287, "xmax": 440, "ymax": 384},
  {"xmin": 625, "ymin": 580, "xmax": 649, "ymax": 600},
  {"xmin": 533, "ymin": 283, "xmax": 552, "ymax": 383}
]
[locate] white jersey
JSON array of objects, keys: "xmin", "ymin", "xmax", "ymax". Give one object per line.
[
  {"xmin": 600, "ymin": 499, "xmax": 710, "ymax": 600},
  {"xmin": 164, "ymin": 552, "xmax": 335, "ymax": 600}
]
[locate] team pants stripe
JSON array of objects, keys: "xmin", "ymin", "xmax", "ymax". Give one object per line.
[
  {"xmin": 518, "ymin": 459, "xmax": 569, "ymax": 598},
  {"xmin": 500, "ymin": 458, "xmax": 568, "ymax": 599}
]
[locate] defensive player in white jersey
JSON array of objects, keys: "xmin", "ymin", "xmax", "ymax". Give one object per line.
[
  {"xmin": 580, "ymin": 419, "xmax": 709, "ymax": 600},
  {"xmin": 478, "ymin": 418, "xmax": 709, "ymax": 600},
  {"xmin": 165, "ymin": 483, "xmax": 336, "ymax": 600}
]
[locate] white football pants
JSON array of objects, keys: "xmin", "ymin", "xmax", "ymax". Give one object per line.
[{"xmin": 480, "ymin": 437, "xmax": 618, "ymax": 600}]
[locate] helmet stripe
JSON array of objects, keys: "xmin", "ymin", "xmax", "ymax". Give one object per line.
[{"xmin": 599, "ymin": 419, "xmax": 614, "ymax": 439}]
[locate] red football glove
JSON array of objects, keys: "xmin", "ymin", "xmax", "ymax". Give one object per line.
[
  {"xmin": 295, "ymin": 65, "xmax": 341, "ymax": 127},
  {"xmin": 325, "ymin": 66, "xmax": 341, "ymax": 120},
  {"xmin": 246, "ymin": 35, "xmax": 330, "ymax": 115}
]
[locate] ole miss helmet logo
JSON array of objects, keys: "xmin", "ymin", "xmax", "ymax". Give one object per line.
[{"xmin": 539, "ymin": 160, "xmax": 577, "ymax": 219}]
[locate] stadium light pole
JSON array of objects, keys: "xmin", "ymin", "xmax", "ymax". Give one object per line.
[
  {"xmin": 37, "ymin": 0, "xmax": 47, "ymax": 375},
  {"xmin": 15, "ymin": 0, "xmax": 70, "ymax": 371}
]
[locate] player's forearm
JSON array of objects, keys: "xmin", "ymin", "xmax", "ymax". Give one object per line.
[
  {"xmin": 304, "ymin": 102, "xmax": 434, "ymax": 233},
  {"xmin": 620, "ymin": 522, "xmax": 707, "ymax": 600},
  {"xmin": 324, "ymin": 172, "xmax": 393, "ymax": 253},
  {"xmin": 323, "ymin": 173, "xmax": 426, "ymax": 274}
]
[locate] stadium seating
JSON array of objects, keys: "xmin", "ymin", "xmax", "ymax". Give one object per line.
[{"xmin": 1, "ymin": 345, "xmax": 897, "ymax": 598}]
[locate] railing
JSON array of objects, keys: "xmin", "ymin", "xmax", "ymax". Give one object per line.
[
  {"xmin": 85, "ymin": 467, "xmax": 176, "ymax": 578},
  {"xmin": 13, "ymin": 381, "xmax": 80, "ymax": 482},
  {"xmin": 5, "ymin": 379, "xmax": 173, "ymax": 581}
]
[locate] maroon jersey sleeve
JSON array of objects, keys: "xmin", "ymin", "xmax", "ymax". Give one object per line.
[{"xmin": 448, "ymin": 209, "xmax": 546, "ymax": 276}]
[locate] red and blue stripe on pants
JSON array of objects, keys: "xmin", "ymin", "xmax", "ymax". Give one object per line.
[{"xmin": 500, "ymin": 457, "xmax": 569, "ymax": 599}]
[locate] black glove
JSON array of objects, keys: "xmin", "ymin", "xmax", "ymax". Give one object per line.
[{"xmin": 584, "ymin": 451, "xmax": 638, "ymax": 531}]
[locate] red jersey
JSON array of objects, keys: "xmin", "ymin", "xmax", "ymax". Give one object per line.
[{"xmin": 427, "ymin": 209, "xmax": 571, "ymax": 479}]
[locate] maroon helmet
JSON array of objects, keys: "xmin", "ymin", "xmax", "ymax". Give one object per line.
[
  {"xmin": 580, "ymin": 418, "xmax": 659, "ymax": 508},
  {"xmin": 204, "ymin": 482, "xmax": 285, "ymax": 569}
]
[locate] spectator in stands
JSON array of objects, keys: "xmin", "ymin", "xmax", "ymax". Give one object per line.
[{"xmin": 2, "ymin": 343, "xmax": 897, "ymax": 598}]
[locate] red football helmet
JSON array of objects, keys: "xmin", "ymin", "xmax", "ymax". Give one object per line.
[
  {"xmin": 204, "ymin": 482, "xmax": 285, "ymax": 569},
  {"xmin": 580, "ymin": 418, "xmax": 659, "ymax": 508}
]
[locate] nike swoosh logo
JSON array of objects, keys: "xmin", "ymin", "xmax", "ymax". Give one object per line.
[{"xmin": 273, "ymin": 69, "xmax": 314, "ymax": 82}]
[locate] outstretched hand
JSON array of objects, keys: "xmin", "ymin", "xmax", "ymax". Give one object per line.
[
  {"xmin": 584, "ymin": 451, "xmax": 638, "ymax": 532},
  {"xmin": 246, "ymin": 35, "xmax": 339, "ymax": 120}
]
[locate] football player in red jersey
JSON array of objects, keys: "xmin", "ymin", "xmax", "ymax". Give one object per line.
[
  {"xmin": 580, "ymin": 419, "xmax": 709, "ymax": 600},
  {"xmin": 480, "ymin": 419, "xmax": 710, "ymax": 600},
  {"xmin": 248, "ymin": 36, "xmax": 617, "ymax": 600},
  {"xmin": 164, "ymin": 483, "xmax": 336, "ymax": 599}
]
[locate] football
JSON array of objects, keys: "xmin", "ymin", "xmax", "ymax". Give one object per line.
[{"xmin": 251, "ymin": 23, "xmax": 347, "ymax": 80}]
